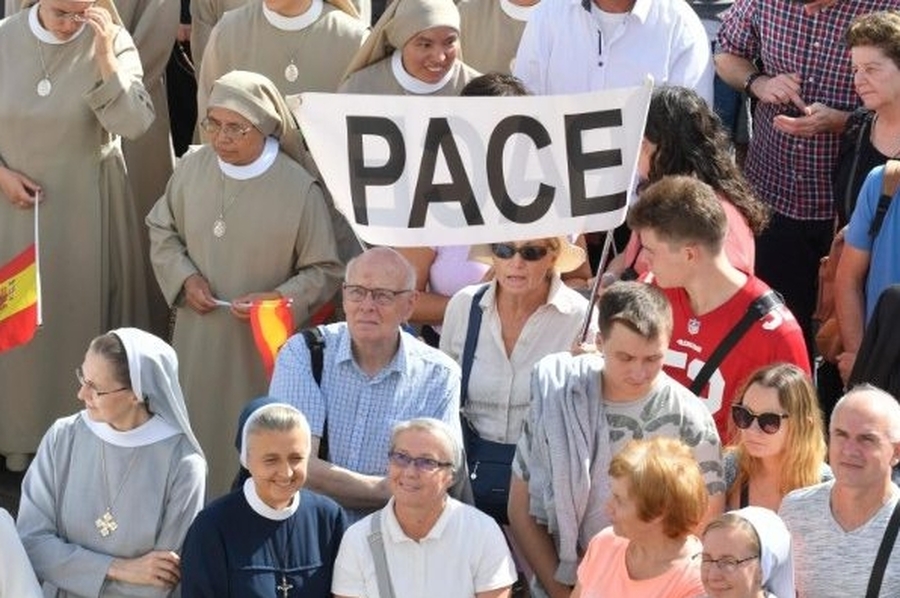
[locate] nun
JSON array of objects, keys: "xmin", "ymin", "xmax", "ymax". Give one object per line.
[
  {"xmin": 17, "ymin": 328, "xmax": 206, "ymax": 597},
  {"xmin": 338, "ymin": 0, "xmax": 480, "ymax": 95},
  {"xmin": 196, "ymin": 0, "xmax": 369, "ymax": 118},
  {"xmin": 701, "ymin": 506, "xmax": 795, "ymax": 598},
  {"xmin": 181, "ymin": 397, "xmax": 346, "ymax": 597},
  {"xmin": 147, "ymin": 70, "xmax": 344, "ymax": 498}
]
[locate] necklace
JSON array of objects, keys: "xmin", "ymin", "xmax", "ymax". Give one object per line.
[
  {"xmin": 95, "ymin": 444, "xmax": 141, "ymax": 537},
  {"xmin": 35, "ymin": 39, "xmax": 52, "ymax": 97},
  {"xmin": 269, "ymin": 518, "xmax": 297, "ymax": 598},
  {"xmin": 284, "ymin": 58, "xmax": 299, "ymax": 83},
  {"xmin": 213, "ymin": 174, "xmax": 245, "ymax": 238}
]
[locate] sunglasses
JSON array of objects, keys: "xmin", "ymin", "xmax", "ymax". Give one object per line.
[
  {"xmin": 731, "ymin": 404, "xmax": 789, "ymax": 434},
  {"xmin": 490, "ymin": 243, "xmax": 550, "ymax": 261}
]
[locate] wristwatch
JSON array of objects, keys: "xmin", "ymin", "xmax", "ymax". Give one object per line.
[{"xmin": 743, "ymin": 71, "xmax": 765, "ymax": 99}]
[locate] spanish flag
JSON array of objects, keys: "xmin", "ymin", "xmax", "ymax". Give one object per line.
[
  {"xmin": 250, "ymin": 298, "xmax": 295, "ymax": 379},
  {"xmin": 0, "ymin": 244, "xmax": 40, "ymax": 352}
]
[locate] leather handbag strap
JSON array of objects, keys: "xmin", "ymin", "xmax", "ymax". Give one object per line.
[
  {"xmin": 460, "ymin": 284, "xmax": 490, "ymax": 408},
  {"xmin": 367, "ymin": 511, "xmax": 396, "ymax": 598},
  {"xmin": 865, "ymin": 498, "xmax": 900, "ymax": 598},
  {"xmin": 842, "ymin": 112, "xmax": 871, "ymax": 220},
  {"xmin": 689, "ymin": 291, "xmax": 783, "ymax": 395},
  {"xmin": 870, "ymin": 159, "xmax": 900, "ymax": 238}
]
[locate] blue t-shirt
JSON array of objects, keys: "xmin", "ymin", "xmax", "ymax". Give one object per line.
[{"xmin": 845, "ymin": 164, "xmax": 900, "ymax": 321}]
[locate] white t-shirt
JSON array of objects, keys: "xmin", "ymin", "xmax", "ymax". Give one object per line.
[
  {"xmin": 779, "ymin": 481, "xmax": 900, "ymax": 597},
  {"xmin": 332, "ymin": 497, "xmax": 517, "ymax": 597}
]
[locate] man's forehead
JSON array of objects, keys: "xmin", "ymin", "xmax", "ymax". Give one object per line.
[{"xmin": 831, "ymin": 401, "xmax": 891, "ymax": 436}]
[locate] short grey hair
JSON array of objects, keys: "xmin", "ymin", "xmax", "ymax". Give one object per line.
[
  {"xmin": 346, "ymin": 247, "xmax": 417, "ymax": 291},
  {"xmin": 390, "ymin": 418, "xmax": 462, "ymax": 474},
  {"xmin": 833, "ymin": 384, "xmax": 900, "ymax": 442}
]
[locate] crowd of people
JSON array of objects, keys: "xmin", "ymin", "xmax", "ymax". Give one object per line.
[{"xmin": 3, "ymin": 0, "xmax": 900, "ymax": 595}]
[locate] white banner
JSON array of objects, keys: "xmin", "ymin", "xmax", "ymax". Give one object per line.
[{"xmin": 294, "ymin": 82, "xmax": 652, "ymax": 247}]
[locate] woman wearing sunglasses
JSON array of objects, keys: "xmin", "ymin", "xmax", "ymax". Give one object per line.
[
  {"xmin": 724, "ymin": 363, "xmax": 831, "ymax": 511},
  {"xmin": 439, "ymin": 237, "xmax": 592, "ymax": 522},
  {"xmin": 332, "ymin": 418, "xmax": 517, "ymax": 598}
]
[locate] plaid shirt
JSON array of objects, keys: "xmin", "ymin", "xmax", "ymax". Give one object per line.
[{"xmin": 717, "ymin": 0, "xmax": 898, "ymax": 221}]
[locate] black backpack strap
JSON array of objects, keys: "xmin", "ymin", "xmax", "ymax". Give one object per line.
[
  {"xmin": 865, "ymin": 498, "xmax": 900, "ymax": 598},
  {"xmin": 460, "ymin": 284, "xmax": 490, "ymax": 408},
  {"xmin": 689, "ymin": 291, "xmax": 783, "ymax": 395},
  {"xmin": 300, "ymin": 327, "xmax": 328, "ymax": 458},
  {"xmin": 870, "ymin": 160, "xmax": 900, "ymax": 238},
  {"xmin": 301, "ymin": 326, "xmax": 325, "ymax": 387}
]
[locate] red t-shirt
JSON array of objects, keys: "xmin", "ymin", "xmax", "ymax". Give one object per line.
[{"xmin": 662, "ymin": 277, "xmax": 810, "ymax": 442}]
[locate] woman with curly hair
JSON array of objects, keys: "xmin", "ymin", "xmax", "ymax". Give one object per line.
[
  {"xmin": 724, "ymin": 363, "xmax": 831, "ymax": 511},
  {"xmin": 611, "ymin": 85, "xmax": 769, "ymax": 279}
]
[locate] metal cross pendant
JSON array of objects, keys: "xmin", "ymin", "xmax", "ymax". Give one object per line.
[
  {"xmin": 276, "ymin": 574, "xmax": 293, "ymax": 598},
  {"xmin": 95, "ymin": 510, "xmax": 118, "ymax": 537}
]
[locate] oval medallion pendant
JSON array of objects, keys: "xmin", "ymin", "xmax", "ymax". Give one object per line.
[
  {"xmin": 284, "ymin": 62, "xmax": 299, "ymax": 83},
  {"xmin": 37, "ymin": 78, "xmax": 52, "ymax": 97},
  {"xmin": 213, "ymin": 219, "xmax": 226, "ymax": 238}
]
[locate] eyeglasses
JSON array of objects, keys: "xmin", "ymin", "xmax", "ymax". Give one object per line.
[
  {"xmin": 490, "ymin": 243, "xmax": 551, "ymax": 262},
  {"xmin": 732, "ymin": 404, "xmax": 789, "ymax": 435},
  {"xmin": 75, "ymin": 367, "xmax": 129, "ymax": 397},
  {"xmin": 388, "ymin": 451, "xmax": 452, "ymax": 472},
  {"xmin": 343, "ymin": 284, "xmax": 412, "ymax": 306},
  {"xmin": 199, "ymin": 117, "xmax": 253, "ymax": 140},
  {"xmin": 700, "ymin": 555, "xmax": 759, "ymax": 573}
]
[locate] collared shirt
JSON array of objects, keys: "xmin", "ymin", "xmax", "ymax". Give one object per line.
[
  {"xmin": 716, "ymin": 0, "xmax": 896, "ymax": 221},
  {"xmin": 269, "ymin": 324, "xmax": 462, "ymax": 519},
  {"xmin": 440, "ymin": 276, "xmax": 594, "ymax": 443},
  {"xmin": 513, "ymin": 0, "xmax": 713, "ymax": 102},
  {"xmin": 332, "ymin": 498, "xmax": 517, "ymax": 598}
]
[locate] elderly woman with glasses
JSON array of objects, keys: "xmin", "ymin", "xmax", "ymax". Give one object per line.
[
  {"xmin": 17, "ymin": 328, "xmax": 206, "ymax": 597},
  {"xmin": 439, "ymin": 237, "xmax": 593, "ymax": 523},
  {"xmin": 0, "ymin": 0, "xmax": 154, "ymax": 472},
  {"xmin": 147, "ymin": 69, "xmax": 344, "ymax": 498},
  {"xmin": 332, "ymin": 418, "xmax": 516, "ymax": 598},
  {"xmin": 701, "ymin": 507, "xmax": 795, "ymax": 598},
  {"xmin": 724, "ymin": 363, "xmax": 832, "ymax": 511}
]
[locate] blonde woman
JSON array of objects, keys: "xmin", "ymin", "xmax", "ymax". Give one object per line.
[{"xmin": 725, "ymin": 363, "xmax": 831, "ymax": 511}]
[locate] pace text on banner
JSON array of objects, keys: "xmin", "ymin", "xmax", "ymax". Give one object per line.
[{"xmin": 293, "ymin": 82, "xmax": 652, "ymax": 247}]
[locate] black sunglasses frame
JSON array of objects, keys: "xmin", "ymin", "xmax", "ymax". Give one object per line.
[
  {"xmin": 490, "ymin": 243, "xmax": 550, "ymax": 262},
  {"xmin": 731, "ymin": 404, "xmax": 789, "ymax": 434}
]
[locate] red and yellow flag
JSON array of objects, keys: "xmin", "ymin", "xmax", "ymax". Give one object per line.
[
  {"xmin": 250, "ymin": 298, "xmax": 295, "ymax": 379},
  {"xmin": 0, "ymin": 244, "xmax": 39, "ymax": 352}
]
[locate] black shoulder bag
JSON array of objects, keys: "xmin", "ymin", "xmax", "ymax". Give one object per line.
[
  {"xmin": 689, "ymin": 291, "xmax": 784, "ymax": 395},
  {"xmin": 865, "ymin": 498, "xmax": 900, "ymax": 598},
  {"xmin": 460, "ymin": 284, "xmax": 516, "ymax": 524}
]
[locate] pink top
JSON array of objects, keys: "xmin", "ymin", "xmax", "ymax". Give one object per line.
[
  {"xmin": 622, "ymin": 196, "xmax": 755, "ymax": 276},
  {"xmin": 576, "ymin": 528, "xmax": 704, "ymax": 598},
  {"xmin": 429, "ymin": 245, "xmax": 490, "ymax": 298}
]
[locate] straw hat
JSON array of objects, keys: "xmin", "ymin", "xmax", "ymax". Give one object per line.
[{"xmin": 468, "ymin": 237, "xmax": 586, "ymax": 274}]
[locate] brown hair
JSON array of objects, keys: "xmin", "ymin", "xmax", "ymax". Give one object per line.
[
  {"xmin": 627, "ymin": 176, "xmax": 727, "ymax": 254},
  {"xmin": 597, "ymin": 281, "xmax": 673, "ymax": 341},
  {"xmin": 609, "ymin": 437, "xmax": 708, "ymax": 539},
  {"xmin": 847, "ymin": 11, "xmax": 900, "ymax": 70},
  {"xmin": 88, "ymin": 333, "xmax": 131, "ymax": 389}
]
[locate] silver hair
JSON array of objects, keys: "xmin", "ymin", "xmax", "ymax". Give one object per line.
[
  {"xmin": 246, "ymin": 404, "xmax": 311, "ymax": 440},
  {"xmin": 346, "ymin": 247, "xmax": 417, "ymax": 291},
  {"xmin": 390, "ymin": 418, "xmax": 462, "ymax": 474},
  {"xmin": 833, "ymin": 384, "xmax": 900, "ymax": 442}
]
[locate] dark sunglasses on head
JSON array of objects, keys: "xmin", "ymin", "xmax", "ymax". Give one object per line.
[
  {"xmin": 490, "ymin": 243, "xmax": 550, "ymax": 262},
  {"xmin": 731, "ymin": 404, "xmax": 789, "ymax": 434}
]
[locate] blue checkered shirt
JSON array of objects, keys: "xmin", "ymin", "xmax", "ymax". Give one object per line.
[{"xmin": 269, "ymin": 323, "xmax": 462, "ymax": 520}]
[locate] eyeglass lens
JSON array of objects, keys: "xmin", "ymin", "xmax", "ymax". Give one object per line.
[
  {"xmin": 490, "ymin": 243, "xmax": 550, "ymax": 262},
  {"xmin": 388, "ymin": 451, "xmax": 447, "ymax": 472},
  {"xmin": 731, "ymin": 404, "xmax": 786, "ymax": 434},
  {"xmin": 343, "ymin": 285, "xmax": 408, "ymax": 306}
]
